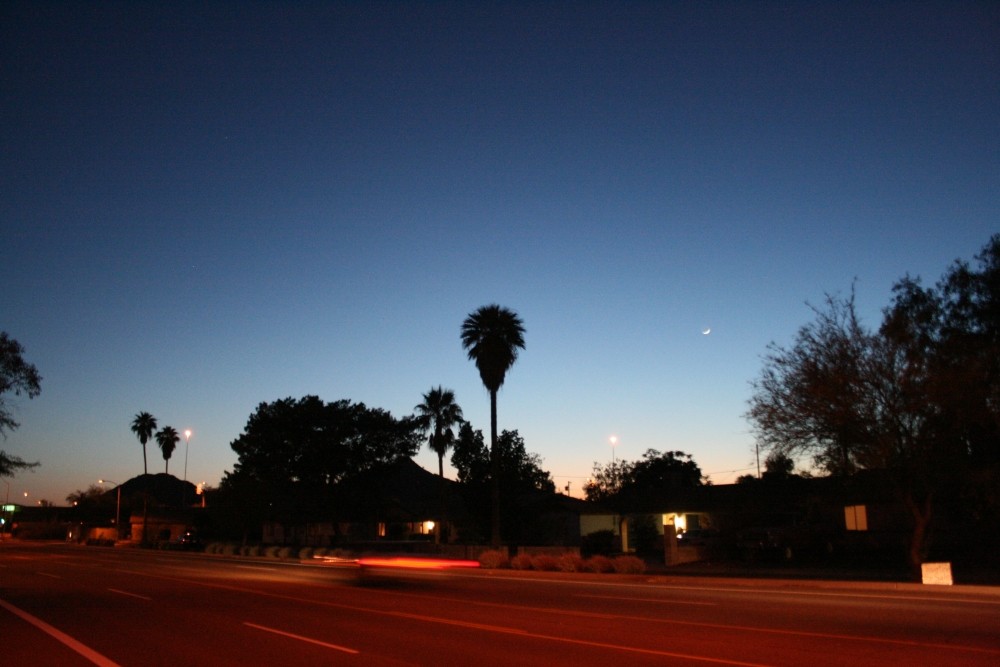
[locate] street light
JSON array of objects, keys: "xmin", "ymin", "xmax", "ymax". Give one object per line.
[
  {"xmin": 609, "ymin": 435, "xmax": 619, "ymax": 464},
  {"xmin": 183, "ymin": 429, "xmax": 193, "ymax": 506},
  {"xmin": 99, "ymin": 480, "xmax": 121, "ymax": 540},
  {"xmin": 183, "ymin": 429, "xmax": 192, "ymax": 482},
  {"xmin": 2, "ymin": 480, "xmax": 9, "ymax": 538}
]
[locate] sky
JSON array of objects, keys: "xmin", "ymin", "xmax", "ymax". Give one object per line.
[{"xmin": 2, "ymin": 1, "xmax": 997, "ymax": 505}]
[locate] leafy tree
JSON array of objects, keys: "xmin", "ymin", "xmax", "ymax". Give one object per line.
[
  {"xmin": 450, "ymin": 426, "xmax": 553, "ymax": 493},
  {"xmin": 585, "ymin": 449, "xmax": 703, "ymax": 511},
  {"xmin": 414, "ymin": 386, "xmax": 463, "ymax": 477},
  {"xmin": 0, "ymin": 332, "xmax": 41, "ymax": 477},
  {"xmin": 130, "ymin": 412, "xmax": 157, "ymax": 476},
  {"xmin": 450, "ymin": 425, "xmax": 555, "ymax": 543},
  {"xmin": 746, "ymin": 235, "xmax": 1000, "ymax": 575},
  {"xmin": 761, "ymin": 452, "xmax": 796, "ymax": 480},
  {"xmin": 156, "ymin": 426, "xmax": 179, "ymax": 474},
  {"xmin": 461, "ymin": 304, "xmax": 526, "ymax": 546},
  {"xmin": 223, "ymin": 396, "xmax": 422, "ymax": 523}
]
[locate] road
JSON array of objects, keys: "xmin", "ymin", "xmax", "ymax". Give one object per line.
[{"xmin": 2, "ymin": 541, "xmax": 998, "ymax": 666}]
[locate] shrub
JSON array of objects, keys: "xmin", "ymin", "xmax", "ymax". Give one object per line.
[
  {"xmin": 248, "ymin": 545, "xmax": 261, "ymax": 557},
  {"xmin": 298, "ymin": 547, "xmax": 313, "ymax": 560},
  {"xmin": 581, "ymin": 529, "xmax": 616, "ymax": 556},
  {"xmin": 278, "ymin": 546, "xmax": 293, "ymax": 559},
  {"xmin": 613, "ymin": 555, "xmax": 646, "ymax": 574},
  {"xmin": 584, "ymin": 555, "xmax": 615, "ymax": 573},
  {"xmin": 510, "ymin": 554, "xmax": 534, "ymax": 570},
  {"xmin": 265, "ymin": 546, "xmax": 281, "ymax": 558},
  {"xmin": 222, "ymin": 543, "xmax": 238, "ymax": 556},
  {"xmin": 531, "ymin": 555, "xmax": 559, "ymax": 571},
  {"xmin": 478, "ymin": 550, "xmax": 510, "ymax": 569},
  {"xmin": 557, "ymin": 553, "xmax": 587, "ymax": 572}
]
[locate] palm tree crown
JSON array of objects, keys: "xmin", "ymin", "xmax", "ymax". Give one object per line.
[
  {"xmin": 415, "ymin": 386, "xmax": 464, "ymax": 477},
  {"xmin": 156, "ymin": 426, "xmax": 180, "ymax": 474},
  {"xmin": 461, "ymin": 304, "xmax": 525, "ymax": 546},
  {"xmin": 460, "ymin": 304, "xmax": 526, "ymax": 392},
  {"xmin": 130, "ymin": 411, "xmax": 157, "ymax": 475}
]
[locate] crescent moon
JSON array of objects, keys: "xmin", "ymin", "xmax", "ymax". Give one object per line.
[{"xmin": 702, "ymin": 328, "xmax": 711, "ymax": 335}]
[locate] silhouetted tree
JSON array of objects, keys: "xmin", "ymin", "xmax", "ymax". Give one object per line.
[
  {"xmin": 450, "ymin": 425, "xmax": 555, "ymax": 543},
  {"xmin": 156, "ymin": 426, "xmax": 179, "ymax": 474},
  {"xmin": 0, "ymin": 332, "xmax": 41, "ymax": 477},
  {"xmin": 747, "ymin": 235, "xmax": 1000, "ymax": 576},
  {"xmin": 223, "ymin": 396, "xmax": 422, "ymax": 523},
  {"xmin": 414, "ymin": 386, "xmax": 463, "ymax": 477},
  {"xmin": 461, "ymin": 304, "xmax": 525, "ymax": 546},
  {"xmin": 130, "ymin": 412, "xmax": 157, "ymax": 476},
  {"xmin": 585, "ymin": 449, "xmax": 703, "ymax": 511}
]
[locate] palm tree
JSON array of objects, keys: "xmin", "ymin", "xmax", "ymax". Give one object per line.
[
  {"xmin": 130, "ymin": 412, "xmax": 157, "ymax": 475},
  {"xmin": 415, "ymin": 386, "xmax": 464, "ymax": 477},
  {"xmin": 460, "ymin": 304, "xmax": 525, "ymax": 546},
  {"xmin": 156, "ymin": 426, "xmax": 179, "ymax": 474}
]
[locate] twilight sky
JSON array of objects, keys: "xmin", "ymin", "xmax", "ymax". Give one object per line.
[{"xmin": 2, "ymin": 1, "xmax": 997, "ymax": 505}]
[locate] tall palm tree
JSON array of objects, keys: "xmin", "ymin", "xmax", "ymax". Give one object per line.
[
  {"xmin": 156, "ymin": 426, "xmax": 179, "ymax": 474},
  {"xmin": 130, "ymin": 412, "xmax": 157, "ymax": 475},
  {"xmin": 460, "ymin": 304, "xmax": 525, "ymax": 546},
  {"xmin": 415, "ymin": 386, "xmax": 464, "ymax": 477}
]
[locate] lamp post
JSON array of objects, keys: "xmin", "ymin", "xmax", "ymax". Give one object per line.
[
  {"xmin": 99, "ymin": 480, "xmax": 121, "ymax": 540},
  {"xmin": 183, "ymin": 429, "xmax": 192, "ymax": 482},
  {"xmin": 609, "ymin": 435, "xmax": 618, "ymax": 464},
  {"xmin": 2, "ymin": 480, "xmax": 8, "ymax": 538},
  {"xmin": 183, "ymin": 429, "xmax": 192, "ymax": 506}
]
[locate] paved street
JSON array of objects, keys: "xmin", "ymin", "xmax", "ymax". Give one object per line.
[{"xmin": 2, "ymin": 541, "xmax": 998, "ymax": 666}]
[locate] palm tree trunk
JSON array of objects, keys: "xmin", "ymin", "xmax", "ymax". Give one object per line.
[
  {"xmin": 490, "ymin": 389, "xmax": 501, "ymax": 547},
  {"xmin": 142, "ymin": 445, "xmax": 148, "ymax": 476}
]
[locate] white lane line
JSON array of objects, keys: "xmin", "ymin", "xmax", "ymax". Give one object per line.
[
  {"xmin": 36, "ymin": 572, "xmax": 62, "ymax": 579},
  {"xmin": 579, "ymin": 593, "xmax": 717, "ymax": 606},
  {"xmin": 244, "ymin": 621, "xmax": 360, "ymax": 655},
  {"xmin": 108, "ymin": 588, "xmax": 152, "ymax": 601},
  {"xmin": 0, "ymin": 598, "xmax": 121, "ymax": 667},
  {"xmin": 234, "ymin": 565, "xmax": 278, "ymax": 571}
]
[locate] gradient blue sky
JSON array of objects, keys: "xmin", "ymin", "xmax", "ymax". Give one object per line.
[{"xmin": 2, "ymin": 2, "xmax": 997, "ymax": 505}]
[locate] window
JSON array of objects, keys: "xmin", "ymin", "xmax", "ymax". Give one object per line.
[{"xmin": 844, "ymin": 505, "xmax": 867, "ymax": 531}]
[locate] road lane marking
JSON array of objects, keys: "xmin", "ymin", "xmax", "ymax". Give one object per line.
[
  {"xmin": 234, "ymin": 565, "xmax": 279, "ymax": 571},
  {"xmin": 0, "ymin": 598, "xmax": 122, "ymax": 667},
  {"xmin": 244, "ymin": 621, "xmax": 360, "ymax": 654},
  {"xmin": 121, "ymin": 568, "xmax": 1000, "ymax": 659},
  {"xmin": 383, "ymin": 608, "xmax": 771, "ymax": 666},
  {"xmin": 108, "ymin": 588, "xmax": 152, "ymax": 600},
  {"xmin": 36, "ymin": 571, "xmax": 62, "ymax": 579},
  {"xmin": 579, "ymin": 593, "xmax": 718, "ymax": 606}
]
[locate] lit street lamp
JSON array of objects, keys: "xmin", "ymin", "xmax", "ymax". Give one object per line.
[
  {"xmin": 99, "ymin": 480, "xmax": 121, "ymax": 540},
  {"xmin": 609, "ymin": 435, "xmax": 619, "ymax": 464},
  {"xmin": 183, "ymin": 429, "xmax": 193, "ymax": 506},
  {"xmin": 183, "ymin": 429, "xmax": 192, "ymax": 482}
]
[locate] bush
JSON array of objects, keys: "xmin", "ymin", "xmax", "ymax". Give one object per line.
[
  {"xmin": 581, "ymin": 530, "xmax": 616, "ymax": 556},
  {"xmin": 222, "ymin": 543, "xmax": 238, "ymax": 556},
  {"xmin": 510, "ymin": 554, "xmax": 534, "ymax": 570},
  {"xmin": 278, "ymin": 546, "xmax": 293, "ymax": 559},
  {"xmin": 478, "ymin": 549, "xmax": 510, "ymax": 569},
  {"xmin": 557, "ymin": 553, "xmax": 587, "ymax": 572},
  {"xmin": 584, "ymin": 555, "xmax": 615, "ymax": 573},
  {"xmin": 248, "ymin": 545, "xmax": 261, "ymax": 557},
  {"xmin": 265, "ymin": 546, "xmax": 281, "ymax": 558},
  {"xmin": 298, "ymin": 547, "xmax": 313, "ymax": 560},
  {"xmin": 531, "ymin": 555, "xmax": 559, "ymax": 571},
  {"xmin": 613, "ymin": 555, "xmax": 646, "ymax": 574}
]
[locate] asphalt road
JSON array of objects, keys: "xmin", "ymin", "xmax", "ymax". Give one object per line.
[{"xmin": 2, "ymin": 541, "xmax": 998, "ymax": 666}]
